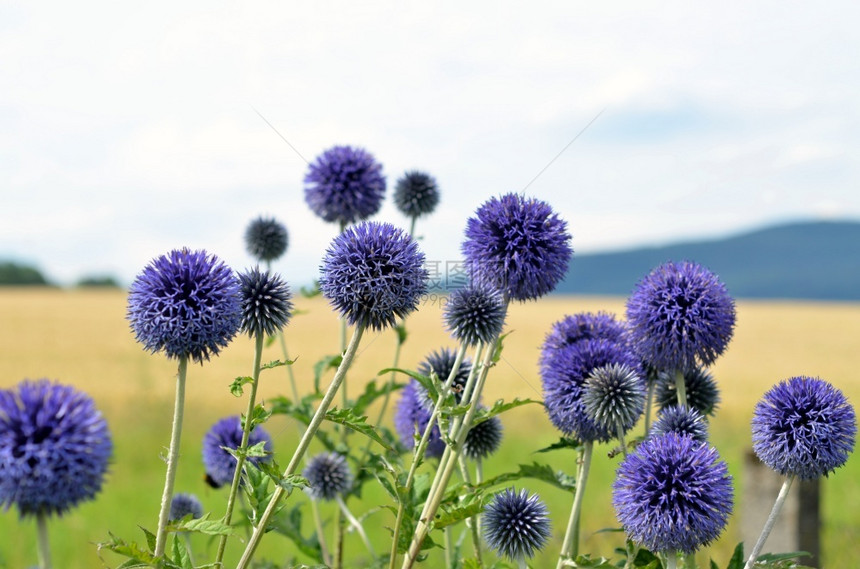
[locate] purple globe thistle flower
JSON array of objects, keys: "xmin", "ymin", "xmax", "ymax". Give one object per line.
[
  {"xmin": 238, "ymin": 267, "xmax": 294, "ymax": 338},
  {"xmin": 613, "ymin": 433, "xmax": 733, "ymax": 554},
  {"xmin": 244, "ymin": 216, "xmax": 288, "ymax": 262},
  {"xmin": 393, "ymin": 170, "xmax": 440, "ymax": 219},
  {"xmin": 752, "ymin": 376, "xmax": 856, "ymax": 480},
  {"xmin": 582, "ymin": 363, "xmax": 646, "ymax": 435},
  {"xmin": 462, "ymin": 194, "xmax": 572, "ymax": 302},
  {"xmin": 202, "ymin": 416, "xmax": 273, "ymax": 489},
  {"xmin": 482, "ymin": 488, "xmax": 551, "ymax": 562},
  {"xmin": 303, "ymin": 452, "xmax": 353, "ymax": 501},
  {"xmin": 652, "ymin": 406, "xmax": 709, "ymax": 443},
  {"xmin": 656, "ymin": 367, "xmax": 720, "ymax": 417},
  {"xmin": 626, "ymin": 261, "xmax": 736, "ymax": 373},
  {"xmin": 127, "ymin": 248, "xmax": 242, "ymax": 364},
  {"xmin": 394, "ymin": 380, "xmax": 446, "ymax": 457},
  {"xmin": 443, "ymin": 283, "xmax": 507, "ymax": 347},
  {"xmin": 0, "ymin": 380, "xmax": 112, "ymax": 517},
  {"xmin": 541, "ymin": 338, "xmax": 640, "ymax": 442},
  {"xmin": 169, "ymin": 492, "xmax": 203, "ymax": 521},
  {"xmin": 464, "ymin": 414, "xmax": 503, "ymax": 460},
  {"xmin": 542, "ymin": 312, "xmax": 629, "ymax": 354},
  {"xmin": 304, "ymin": 145, "xmax": 386, "ymax": 225},
  {"xmin": 319, "ymin": 221, "xmax": 428, "ymax": 331}
]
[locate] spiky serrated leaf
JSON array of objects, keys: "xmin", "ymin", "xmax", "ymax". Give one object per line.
[
  {"xmin": 378, "ymin": 367, "xmax": 439, "ymax": 402},
  {"xmin": 261, "ymin": 358, "xmax": 297, "ymax": 370},
  {"xmin": 325, "ymin": 407, "xmax": 394, "ymax": 451},
  {"xmin": 491, "ymin": 331, "xmax": 514, "ymax": 364},
  {"xmin": 168, "ymin": 513, "xmax": 234, "ymax": 536},
  {"xmin": 433, "ymin": 494, "xmax": 490, "ymax": 529},
  {"xmin": 725, "ymin": 542, "xmax": 745, "ymax": 569},
  {"xmin": 444, "ymin": 462, "xmax": 576, "ymax": 502},
  {"xmin": 472, "ymin": 397, "xmax": 542, "ymax": 426},
  {"xmin": 141, "ymin": 526, "xmax": 156, "ymax": 553},
  {"xmin": 230, "ymin": 376, "xmax": 255, "ymax": 397},
  {"xmin": 353, "ymin": 378, "xmax": 406, "ymax": 415},
  {"xmin": 97, "ymin": 533, "xmax": 160, "ymax": 566},
  {"xmin": 171, "ymin": 535, "xmax": 193, "ymax": 569},
  {"xmin": 534, "ymin": 437, "xmax": 583, "ymax": 454}
]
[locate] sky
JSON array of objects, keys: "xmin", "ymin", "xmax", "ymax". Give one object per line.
[{"xmin": 2, "ymin": 2, "xmax": 859, "ymax": 287}]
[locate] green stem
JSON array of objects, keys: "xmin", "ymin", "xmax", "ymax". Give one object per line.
[
  {"xmin": 643, "ymin": 378, "xmax": 656, "ymax": 436},
  {"xmin": 310, "ymin": 497, "xmax": 332, "ymax": 566},
  {"xmin": 475, "ymin": 458, "xmax": 484, "ymax": 542},
  {"xmin": 616, "ymin": 423, "xmax": 628, "ymax": 458},
  {"xmin": 337, "ymin": 495, "xmax": 376, "ymax": 557},
  {"xmin": 444, "ymin": 527, "xmax": 453, "ymax": 569},
  {"xmin": 154, "ymin": 356, "xmax": 188, "ymax": 558},
  {"xmin": 557, "ymin": 441, "xmax": 593, "ymax": 568},
  {"xmin": 666, "ymin": 551, "xmax": 678, "ymax": 569},
  {"xmin": 674, "ymin": 369, "xmax": 688, "ymax": 408},
  {"xmin": 36, "ymin": 511, "xmax": 51, "ymax": 569},
  {"xmin": 388, "ymin": 343, "xmax": 469, "ymax": 569},
  {"xmin": 457, "ymin": 455, "xmax": 484, "ymax": 568},
  {"xmin": 215, "ymin": 334, "xmax": 265, "ymax": 565},
  {"xmin": 236, "ymin": 326, "xmax": 366, "ymax": 569},
  {"xmin": 743, "ymin": 475, "xmax": 796, "ymax": 569}
]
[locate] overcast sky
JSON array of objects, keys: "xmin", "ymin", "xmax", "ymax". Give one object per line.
[{"xmin": 3, "ymin": 2, "xmax": 858, "ymax": 286}]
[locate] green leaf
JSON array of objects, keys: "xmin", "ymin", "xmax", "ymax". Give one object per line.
[
  {"xmin": 261, "ymin": 358, "xmax": 296, "ymax": 370},
  {"xmin": 325, "ymin": 407, "xmax": 395, "ymax": 451},
  {"xmin": 534, "ymin": 437, "xmax": 583, "ymax": 454},
  {"xmin": 433, "ymin": 495, "xmax": 489, "ymax": 529},
  {"xmin": 241, "ymin": 403, "xmax": 272, "ymax": 430},
  {"xmin": 379, "ymin": 367, "xmax": 438, "ymax": 402},
  {"xmin": 472, "ymin": 397, "xmax": 543, "ymax": 426},
  {"xmin": 268, "ymin": 504, "xmax": 324, "ymax": 561},
  {"xmin": 444, "ymin": 462, "xmax": 576, "ymax": 502},
  {"xmin": 171, "ymin": 535, "xmax": 193, "ymax": 569},
  {"xmin": 353, "ymin": 378, "xmax": 406, "ymax": 416},
  {"xmin": 314, "ymin": 354, "xmax": 343, "ymax": 393},
  {"xmin": 395, "ymin": 324, "xmax": 408, "ymax": 346},
  {"xmin": 141, "ymin": 526, "xmax": 156, "ymax": 554},
  {"xmin": 725, "ymin": 542, "xmax": 745, "ymax": 569},
  {"xmin": 491, "ymin": 331, "xmax": 514, "ymax": 364},
  {"xmin": 168, "ymin": 513, "xmax": 234, "ymax": 536},
  {"xmin": 229, "ymin": 376, "xmax": 254, "ymax": 397},
  {"xmin": 97, "ymin": 533, "xmax": 160, "ymax": 566}
]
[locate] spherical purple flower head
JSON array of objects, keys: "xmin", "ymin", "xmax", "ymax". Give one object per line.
[
  {"xmin": 303, "ymin": 452, "xmax": 353, "ymax": 501},
  {"xmin": 415, "ymin": 347, "xmax": 473, "ymax": 405},
  {"xmin": 202, "ymin": 416, "xmax": 273, "ymax": 488},
  {"xmin": 582, "ymin": 363, "xmax": 646, "ymax": 436},
  {"xmin": 394, "ymin": 380, "xmax": 446, "ymax": 457},
  {"xmin": 244, "ymin": 216, "xmax": 288, "ymax": 262},
  {"xmin": 656, "ymin": 367, "xmax": 720, "ymax": 417},
  {"xmin": 541, "ymin": 311, "xmax": 629, "ymax": 354},
  {"xmin": 169, "ymin": 492, "xmax": 203, "ymax": 521},
  {"xmin": 304, "ymin": 145, "xmax": 386, "ymax": 224},
  {"xmin": 238, "ymin": 267, "xmax": 294, "ymax": 338},
  {"xmin": 482, "ymin": 487, "xmax": 551, "ymax": 562},
  {"xmin": 626, "ymin": 261, "xmax": 736, "ymax": 372},
  {"xmin": 464, "ymin": 414, "xmax": 503, "ymax": 460},
  {"xmin": 462, "ymin": 194, "xmax": 572, "ymax": 302},
  {"xmin": 752, "ymin": 376, "xmax": 856, "ymax": 480},
  {"xmin": 541, "ymin": 338, "xmax": 640, "ymax": 442},
  {"xmin": 0, "ymin": 380, "xmax": 112, "ymax": 517},
  {"xmin": 652, "ymin": 406, "xmax": 709, "ymax": 443},
  {"xmin": 613, "ymin": 433, "xmax": 733, "ymax": 554},
  {"xmin": 444, "ymin": 283, "xmax": 507, "ymax": 347},
  {"xmin": 394, "ymin": 170, "xmax": 440, "ymax": 218},
  {"xmin": 319, "ymin": 221, "xmax": 428, "ymax": 331},
  {"xmin": 127, "ymin": 248, "xmax": 242, "ymax": 364}
]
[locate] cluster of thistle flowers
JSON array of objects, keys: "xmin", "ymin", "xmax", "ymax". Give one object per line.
[{"xmin": 1, "ymin": 142, "xmax": 856, "ymax": 569}]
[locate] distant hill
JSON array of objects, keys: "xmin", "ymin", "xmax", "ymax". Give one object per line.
[
  {"xmin": 0, "ymin": 261, "xmax": 51, "ymax": 286},
  {"xmin": 558, "ymin": 220, "xmax": 860, "ymax": 301}
]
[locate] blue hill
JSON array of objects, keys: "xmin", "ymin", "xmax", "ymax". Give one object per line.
[{"xmin": 558, "ymin": 220, "xmax": 860, "ymax": 301}]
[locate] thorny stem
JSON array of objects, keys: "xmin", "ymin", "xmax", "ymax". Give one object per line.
[
  {"xmin": 236, "ymin": 326, "xmax": 366, "ymax": 569},
  {"xmin": 557, "ymin": 441, "xmax": 594, "ymax": 568},
  {"xmin": 154, "ymin": 356, "xmax": 188, "ymax": 559},
  {"xmin": 215, "ymin": 334, "xmax": 265, "ymax": 565},
  {"xmin": 743, "ymin": 475, "xmax": 796, "ymax": 569}
]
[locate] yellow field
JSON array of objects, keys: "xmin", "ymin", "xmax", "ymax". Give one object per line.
[{"xmin": 1, "ymin": 288, "xmax": 858, "ymax": 567}]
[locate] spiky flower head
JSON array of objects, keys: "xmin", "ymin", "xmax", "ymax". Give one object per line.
[
  {"xmin": 482, "ymin": 488, "xmax": 551, "ymax": 562},
  {"xmin": 542, "ymin": 312, "xmax": 629, "ymax": 354},
  {"xmin": 202, "ymin": 416, "xmax": 273, "ymax": 488},
  {"xmin": 244, "ymin": 216, "xmax": 288, "ymax": 262},
  {"xmin": 752, "ymin": 376, "xmax": 856, "ymax": 480},
  {"xmin": 0, "ymin": 380, "xmax": 112, "ymax": 517},
  {"xmin": 304, "ymin": 145, "xmax": 385, "ymax": 224},
  {"xmin": 582, "ymin": 363, "xmax": 646, "ymax": 435},
  {"xmin": 416, "ymin": 347, "xmax": 473, "ymax": 404},
  {"xmin": 393, "ymin": 380, "xmax": 446, "ymax": 457},
  {"xmin": 626, "ymin": 261, "xmax": 736, "ymax": 372},
  {"xmin": 656, "ymin": 367, "xmax": 721, "ymax": 417},
  {"xmin": 320, "ymin": 221, "xmax": 428, "ymax": 331},
  {"xmin": 652, "ymin": 406, "xmax": 709, "ymax": 443},
  {"xmin": 541, "ymin": 338, "xmax": 640, "ymax": 442},
  {"xmin": 462, "ymin": 194, "xmax": 572, "ymax": 302},
  {"xmin": 238, "ymin": 267, "xmax": 293, "ymax": 337},
  {"xmin": 464, "ymin": 415, "xmax": 503, "ymax": 460},
  {"xmin": 169, "ymin": 492, "xmax": 203, "ymax": 521},
  {"xmin": 127, "ymin": 248, "xmax": 241, "ymax": 364},
  {"xmin": 443, "ymin": 283, "xmax": 507, "ymax": 347},
  {"xmin": 394, "ymin": 170, "xmax": 440, "ymax": 218},
  {"xmin": 613, "ymin": 433, "xmax": 733, "ymax": 554},
  {"xmin": 303, "ymin": 452, "xmax": 353, "ymax": 501}
]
